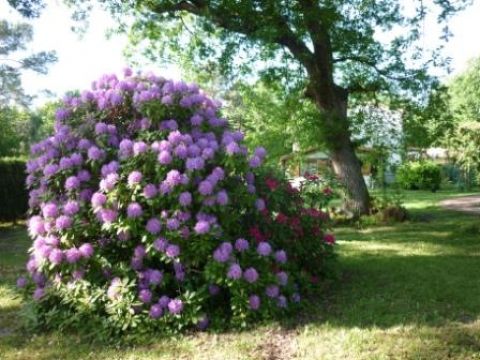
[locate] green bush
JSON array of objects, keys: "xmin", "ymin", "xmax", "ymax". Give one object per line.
[
  {"xmin": 396, "ymin": 161, "xmax": 441, "ymax": 192},
  {"xmin": 0, "ymin": 158, "xmax": 28, "ymax": 221}
]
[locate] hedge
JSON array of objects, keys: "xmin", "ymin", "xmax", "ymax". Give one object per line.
[{"xmin": 0, "ymin": 158, "xmax": 28, "ymax": 221}]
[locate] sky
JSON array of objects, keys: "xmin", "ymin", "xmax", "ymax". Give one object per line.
[{"xmin": 2, "ymin": 0, "xmax": 480, "ymax": 107}]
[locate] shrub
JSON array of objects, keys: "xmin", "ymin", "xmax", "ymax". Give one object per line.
[
  {"xmin": 0, "ymin": 158, "xmax": 28, "ymax": 221},
  {"xmin": 19, "ymin": 70, "xmax": 335, "ymax": 338},
  {"xmin": 396, "ymin": 161, "xmax": 441, "ymax": 192}
]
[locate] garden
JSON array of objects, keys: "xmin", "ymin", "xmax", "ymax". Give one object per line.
[{"xmin": 1, "ymin": 1, "xmax": 480, "ymax": 359}]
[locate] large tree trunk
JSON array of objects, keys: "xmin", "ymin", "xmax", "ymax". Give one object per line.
[
  {"xmin": 329, "ymin": 132, "xmax": 371, "ymax": 215},
  {"xmin": 309, "ymin": 84, "xmax": 371, "ymax": 215}
]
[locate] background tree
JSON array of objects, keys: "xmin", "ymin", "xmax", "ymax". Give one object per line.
[
  {"xmin": 449, "ymin": 56, "xmax": 480, "ymax": 122},
  {"xmin": 15, "ymin": 0, "xmax": 473, "ymax": 214}
]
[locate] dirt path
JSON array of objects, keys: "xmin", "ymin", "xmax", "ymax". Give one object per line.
[{"xmin": 440, "ymin": 195, "xmax": 480, "ymax": 214}]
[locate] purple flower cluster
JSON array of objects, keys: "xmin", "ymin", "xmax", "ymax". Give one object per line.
[{"xmin": 22, "ymin": 69, "xmax": 301, "ymax": 333}]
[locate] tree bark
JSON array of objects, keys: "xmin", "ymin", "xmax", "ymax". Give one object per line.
[{"xmin": 309, "ymin": 84, "xmax": 371, "ymax": 215}]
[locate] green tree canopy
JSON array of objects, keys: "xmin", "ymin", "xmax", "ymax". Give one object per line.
[{"xmin": 449, "ymin": 57, "xmax": 480, "ymax": 122}]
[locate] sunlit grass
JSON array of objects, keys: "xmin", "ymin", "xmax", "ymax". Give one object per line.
[{"xmin": 1, "ymin": 190, "xmax": 480, "ymax": 359}]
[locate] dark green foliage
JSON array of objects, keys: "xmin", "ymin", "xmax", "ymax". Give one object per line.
[
  {"xmin": 397, "ymin": 161, "xmax": 442, "ymax": 192},
  {"xmin": 0, "ymin": 158, "xmax": 28, "ymax": 221}
]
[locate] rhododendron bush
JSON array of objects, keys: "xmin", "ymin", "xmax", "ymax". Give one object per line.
[{"xmin": 19, "ymin": 69, "xmax": 335, "ymax": 336}]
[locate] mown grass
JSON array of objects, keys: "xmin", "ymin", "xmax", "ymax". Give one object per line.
[{"xmin": 1, "ymin": 189, "xmax": 479, "ymax": 359}]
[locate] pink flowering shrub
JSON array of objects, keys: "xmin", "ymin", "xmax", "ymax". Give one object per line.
[{"xmin": 19, "ymin": 69, "xmax": 335, "ymax": 337}]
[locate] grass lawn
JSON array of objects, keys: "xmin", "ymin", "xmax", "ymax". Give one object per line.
[{"xmin": 1, "ymin": 189, "xmax": 479, "ymax": 359}]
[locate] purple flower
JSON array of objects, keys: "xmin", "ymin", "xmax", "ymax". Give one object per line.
[
  {"xmin": 166, "ymin": 218, "xmax": 180, "ymax": 230},
  {"xmin": 276, "ymin": 271, "xmax": 288, "ymax": 286},
  {"xmin": 255, "ymin": 198, "xmax": 266, "ymax": 211},
  {"xmin": 209, "ymin": 284, "xmax": 220, "ymax": 295},
  {"xmin": 243, "ymin": 267, "xmax": 259, "ymax": 283},
  {"xmin": 65, "ymin": 176, "xmax": 80, "ymax": 191},
  {"xmin": 28, "ymin": 216, "xmax": 45, "ymax": 236},
  {"xmin": 149, "ymin": 304, "xmax": 163, "ymax": 319},
  {"xmin": 249, "ymin": 295, "xmax": 260, "ymax": 310},
  {"xmin": 257, "ymin": 242, "xmax": 272, "ymax": 256},
  {"xmin": 194, "ymin": 220, "xmax": 210, "ymax": 234},
  {"xmin": 227, "ymin": 263, "xmax": 242, "ymax": 280},
  {"xmin": 196, "ymin": 315, "xmax": 209, "ymax": 330},
  {"xmin": 100, "ymin": 173, "xmax": 119, "ymax": 191},
  {"xmin": 235, "ymin": 238, "xmax": 249, "ymax": 252},
  {"xmin": 158, "ymin": 295, "xmax": 170, "ymax": 308},
  {"xmin": 64, "ymin": 200, "xmax": 79, "ymax": 216},
  {"xmin": 33, "ymin": 287, "xmax": 45, "ymax": 301},
  {"xmin": 277, "ymin": 295, "xmax": 287, "ymax": 308},
  {"xmin": 56, "ymin": 215, "xmax": 73, "ymax": 230},
  {"xmin": 148, "ymin": 269, "xmax": 163, "ymax": 285},
  {"xmin": 128, "ymin": 171, "xmax": 143, "ymax": 187},
  {"xmin": 143, "ymin": 184, "xmax": 158, "ymax": 199},
  {"xmin": 213, "ymin": 242, "xmax": 232, "ymax": 263},
  {"xmin": 119, "ymin": 139, "xmax": 133, "ymax": 157},
  {"xmin": 179, "ymin": 192, "xmax": 192, "ymax": 206},
  {"xmin": 87, "ymin": 146, "xmax": 105, "ymax": 161},
  {"xmin": 165, "ymin": 170, "xmax": 183, "ymax": 187},
  {"xmin": 100, "ymin": 208, "xmax": 118, "ymax": 224},
  {"xmin": 133, "ymin": 141, "xmax": 148, "ymax": 155},
  {"xmin": 158, "ymin": 150, "xmax": 172, "ymax": 165},
  {"xmin": 254, "ymin": 147, "xmax": 267, "ymax": 159},
  {"xmin": 134, "ymin": 245, "xmax": 146, "ymax": 258},
  {"xmin": 79, "ymin": 243, "xmax": 94, "ymax": 258},
  {"xmin": 16, "ymin": 276, "xmax": 27, "ymax": 288},
  {"xmin": 198, "ymin": 180, "xmax": 214, "ymax": 196},
  {"xmin": 291, "ymin": 293, "xmax": 301, "ymax": 303},
  {"xmin": 146, "ymin": 218, "xmax": 162, "ymax": 234},
  {"xmin": 153, "ymin": 237, "xmax": 168, "ymax": 252},
  {"xmin": 49, "ymin": 248, "xmax": 64, "ymax": 265},
  {"xmin": 139, "ymin": 289, "xmax": 152, "ymax": 303},
  {"xmin": 91, "ymin": 192, "xmax": 107, "ymax": 208},
  {"xmin": 165, "ymin": 244, "xmax": 180, "ymax": 258},
  {"xmin": 249, "ymin": 156, "xmax": 262, "ymax": 168},
  {"xmin": 95, "ymin": 122, "xmax": 108, "ymax": 135},
  {"xmin": 65, "ymin": 248, "xmax": 82, "ymax": 263},
  {"xmin": 167, "ymin": 298, "xmax": 183, "ymax": 314},
  {"xmin": 266, "ymin": 285, "xmax": 280, "ymax": 298},
  {"xmin": 274, "ymin": 250, "xmax": 287, "ymax": 264},
  {"xmin": 127, "ymin": 202, "xmax": 143, "ymax": 218},
  {"xmin": 174, "ymin": 144, "xmax": 188, "ymax": 159},
  {"xmin": 42, "ymin": 203, "xmax": 58, "ymax": 218},
  {"xmin": 216, "ymin": 190, "xmax": 229, "ymax": 206},
  {"xmin": 43, "ymin": 163, "xmax": 59, "ymax": 177}
]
